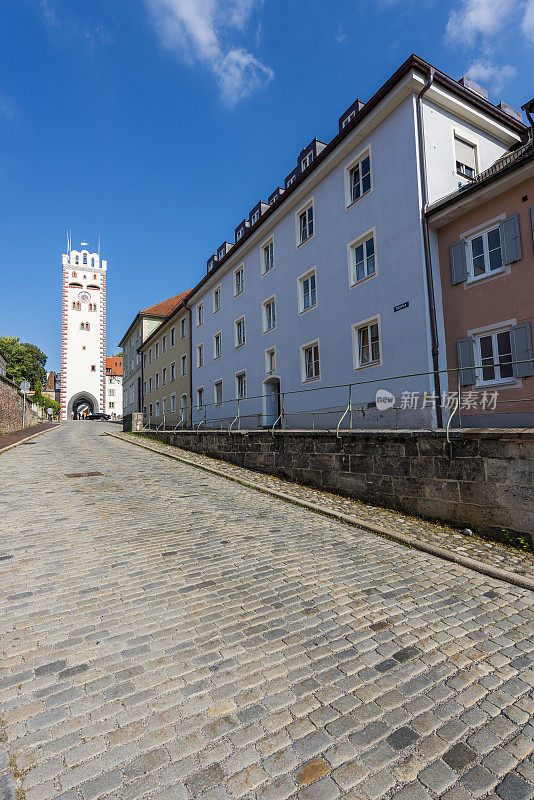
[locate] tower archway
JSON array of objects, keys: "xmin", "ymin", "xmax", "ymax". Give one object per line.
[{"xmin": 68, "ymin": 391, "xmax": 99, "ymax": 420}]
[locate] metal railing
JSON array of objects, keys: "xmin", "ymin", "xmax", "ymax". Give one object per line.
[{"xmin": 140, "ymin": 358, "xmax": 534, "ymax": 437}]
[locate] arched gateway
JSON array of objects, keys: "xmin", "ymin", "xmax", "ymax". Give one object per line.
[{"xmin": 68, "ymin": 391, "xmax": 99, "ymax": 419}]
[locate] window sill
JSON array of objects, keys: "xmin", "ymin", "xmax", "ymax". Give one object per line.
[
  {"xmin": 354, "ymin": 359, "xmax": 382, "ymax": 372},
  {"xmin": 213, "ymin": 308, "xmax": 220, "ymax": 315},
  {"xmin": 263, "ymin": 326, "xmax": 276, "ymax": 334},
  {"xmin": 349, "ymin": 272, "xmax": 376, "ymax": 290},
  {"xmin": 234, "ymin": 290, "xmax": 244, "ymax": 298},
  {"xmin": 302, "ymin": 376, "xmax": 320, "ymax": 384},
  {"xmin": 214, "ymin": 355, "xmax": 221, "ymax": 360},
  {"xmin": 235, "ymin": 343, "xmax": 246, "ymax": 349},
  {"xmin": 297, "ymin": 233, "xmax": 315, "ymax": 249},
  {"xmin": 261, "ymin": 267, "xmax": 275, "ymax": 277},
  {"xmin": 299, "ymin": 303, "xmax": 317, "ymax": 316},
  {"xmin": 465, "ymin": 267, "xmax": 507, "ymax": 287},
  {"xmin": 345, "ymin": 188, "xmax": 372, "ymax": 211},
  {"xmin": 475, "ymin": 378, "xmax": 520, "ymax": 389}
]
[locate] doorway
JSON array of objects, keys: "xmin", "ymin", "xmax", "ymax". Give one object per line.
[{"xmin": 262, "ymin": 378, "xmax": 281, "ymax": 428}]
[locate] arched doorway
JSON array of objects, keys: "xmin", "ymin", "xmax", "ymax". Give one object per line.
[
  {"xmin": 262, "ymin": 377, "xmax": 281, "ymax": 428},
  {"xmin": 67, "ymin": 391, "xmax": 99, "ymax": 420}
]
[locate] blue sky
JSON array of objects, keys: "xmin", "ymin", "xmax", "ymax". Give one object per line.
[{"xmin": 1, "ymin": 0, "xmax": 533, "ymax": 372}]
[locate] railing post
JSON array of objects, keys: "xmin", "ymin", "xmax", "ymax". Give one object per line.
[
  {"xmin": 349, "ymin": 384, "xmax": 353, "ymax": 430},
  {"xmin": 457, "ymin": 370, "xmax": 462, "ymax": 430},
  {"xmin": 237, "ymin": 398, "xmax": 240, "ymax": 430},
  {"xmin": 204, "ymin": 405, "xmax": 207, "ymax": 430},
  {"xmin": 281, "ymin": 393, "xmax": 284, "ymax": 429}
]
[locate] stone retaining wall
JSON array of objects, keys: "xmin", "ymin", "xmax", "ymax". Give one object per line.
[
  {"xmin": 137, "ymin": 427, "xmax": 534, "ymax": 540},
  {"xmin": 0, "ymin": 375, "xmax": 41, "ymax": 435}
]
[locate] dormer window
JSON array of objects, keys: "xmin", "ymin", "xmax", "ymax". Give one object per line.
[
  {"xmin": 287, "ymin": 175, "xmax": 296, "ymax": 186},
  {"xmin": 342, "ymin": 110, "xmax": 356, "ymax": 128},
  {"xmin": 455, "ymin": 135, "xmax": 477, "ymax": 179},
  {"xmin": 236, "ymin": 228, "xmax": 244, "ymax": 241},
  {"xmin": 301, "ymin": 152, "xmax": 313, "ymax": 170},
  {"xmin": 251, "ymin": 210, "xmax": 259, "ymax": 224}
]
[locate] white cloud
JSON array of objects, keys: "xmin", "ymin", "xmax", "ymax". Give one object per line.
[
  {"xmin": 446, "ymin": 0, "xmax": 518, "ymax": 44},
  {"xmin": 144, "ymin": 0, "xmax": 273, "ymax": 106},
  {"xmin": 522, "ymin": 0, "xmax": 534, "ymax": 41},
  {"xmin": 466, "ymin": 59, "xmax": 517, "ymax": 92},
  {"xmin": 39, "ymin": 0, "xmax": 113, "ymax": 51}
]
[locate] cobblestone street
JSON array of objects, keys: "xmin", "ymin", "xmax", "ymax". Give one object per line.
[{"xmin": 1, "ymin": 422, "xmax": 533, "ymax": 800}]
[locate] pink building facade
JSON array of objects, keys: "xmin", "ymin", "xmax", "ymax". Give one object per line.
[{"xmin": 429, "ymin": 141, "xmax": 534, "ymax": 427}]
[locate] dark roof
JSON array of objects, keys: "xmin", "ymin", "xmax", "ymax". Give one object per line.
[
  {"xmin": 140, "ymin": 289, "xmax": 192, "ymax": 317},
  {"xmin": 428, "ymin": 137, "xmax": 534, "ymax": 215},
  {"xmin": 187, "ymin": 53, "xmax": 526, "ymax": 301}
]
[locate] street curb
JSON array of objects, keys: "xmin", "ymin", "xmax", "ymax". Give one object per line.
[
  {"xmin": 106, "ymin": 431, "xmax": 534, "ymax": 594},
  {"xmin": 0, "ymin": 423, "xmax": 63, "ymax": 454}
]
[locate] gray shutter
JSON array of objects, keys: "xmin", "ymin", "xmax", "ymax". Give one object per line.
[
  {"xmin": 511, "ymin": 323, "xmax": 534, "ymax": 378},
  {"xmin": 530, "ymin": 206, "xmax": 534, "ymax": 249},
  {"xmin": 450, "ymin": 240, "xmax": 468, "ymax": 284},
  {"xmin": 500, "ymin": 214, "xmax": 522, "ymax": 264},
  {"xmin": 457, "ymin": 337, "xmax": 476, "ymax": 386}
]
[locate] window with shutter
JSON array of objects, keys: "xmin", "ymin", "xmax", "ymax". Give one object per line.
[
  {"xmin": 456, "ymin": 337, "xmax": 476, "ymax": 386},
  {"xmin": 511, "ymin": 324, "xmax": 534, "ymax": 377},
  {"xmin": 500, "ymin": 214, "xmax": 522, "ymax": 264},
  {"xmin": 465, "ymin": 225, "xmax": 504, "ymax": 281},
  {"xmin": 449, "ymin": 240, "xmax": 468, "ymax": 284},
  {"xmin": 454, "ymin": 136, "xmax": 476, "ymax": 178}
]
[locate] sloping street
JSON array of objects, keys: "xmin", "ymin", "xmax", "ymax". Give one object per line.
[{"xmin": 0, "ymin": 423, "xmax": 532, "ymax": 800}]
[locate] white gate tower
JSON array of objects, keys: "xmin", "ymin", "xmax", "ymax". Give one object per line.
[{"xmin": 60, "ymin": 243, "xmax": 107, "ymax": 420}]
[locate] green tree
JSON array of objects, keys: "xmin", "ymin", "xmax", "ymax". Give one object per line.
[{"xmin": 0, "ymin": 337, "xmax": 47, "ymax": 389}]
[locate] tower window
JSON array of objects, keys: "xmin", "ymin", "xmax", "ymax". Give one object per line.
[
  {"xmin": 83, "ymin": 253, "xmax": 87, "ymax": 264},
  {"xmin": 72, "ymin": 271, "xmax": 77, "ymax": 277},
  {"xmin": 91, "ymin": 365, "xmax": 96, "ymax": 372}
]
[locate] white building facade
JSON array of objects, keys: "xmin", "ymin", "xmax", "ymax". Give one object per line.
[
  {"xmin": 105, "ymin": 374, "xmax": 123, "ymax": 417},
  {"xmin": 188, "ymin": 56, "xmax": 524, "ymax": 431},
  {"xmin": 60, "ymin": 247, "xmax": 107, "ymax": 420}
]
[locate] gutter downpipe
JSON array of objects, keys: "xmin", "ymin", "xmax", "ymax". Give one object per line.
[
  {"xmin": 185, "ymin": 301, "xmax": 192, "ymax": 428},
  {"xmin": 416, "ymin": 67, "xmax": 443, "ymax": 429}
]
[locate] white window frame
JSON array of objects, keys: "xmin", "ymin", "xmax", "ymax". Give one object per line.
[
  {"xmin": 213, "ymin": 285, "xmax": 221, "ymax": 313},
  {"xmin": 262, "ymin": 296, "xmax": 276, "ymax": 333},
  {"xmin": 235, "ymin": 316, "xmax": 246, "ymax": 348},
  {"xmin": 170, "ymin": 327, "xmax": 175, "ymax": 347},
  {"xmin": 234, "ymin": 265, "xmax": 244, "ymax": 296},
  {"xmin": 453, "ymin": 129, "xmax": 479, "ymax": 179},
  {"xmin": 148, "ymin": 348, "xmax": 152, "ymax": 365},
  {"xmin": 261, "ymin": 237, "xmax": 274, "ymax": 275},
  {"xmin": 344, "ymin": 146, "xmax": 372, "ymax": 208},
  {"xmin": 149, "ymin": 403, "xmax": 153, "ymax": 417},
  {"xmin": 170, "ymin": 394, "xmax": 176, "ymax": 412},
  {"xmin": 155, "ymin": 342, "xmax": 159, "ymax": 359},
  {"xmin": 462, "ymin": 218, "xmax": 505, "ymax": 283},
  {"xmin": 235, "ymin": 370, "xmax": 247, "ymax": 399},
  {"xmin": 300, "ymin": 339, "xmax": 320, "ymax": 384},
  {"xmin": 180, "ymin": 354, "xmax": 187, "ymax": 376},
  {"xmin": 162, "ymin": 335, "xmax": 167, "ymax": 354},
  {"xmin": 143, "ymin": 353, "xmax": 147, "ymax": 368},
  {"xmin": 296, "ymin": 199, "xmax": 315, "ymax": 246},
  {"xmin": 298, "ymin": 268, "xmax": 318, "ymax": 314},
  {"xmin": 197, "ymin": 387, "xmax": 204, "ymax": 410},
  {"xmin": 155, "ymin": 372, "xmax": 159, "ymax": 389},
  {"xmin": 197, "ymin": 343, "xmax": 204, "ymax": 368},
  {"xmin": 170, "ymin": 361, "xmax": 175, "ymax": 381},
  {"xmin": 162, "ymin": 397, "xmax": 167, "ymax": 415},
  {"xmin": 348, "ymin": 227, "xmax": 377, "ymax": 288},
  {"xmin": 155, "ymin": 401, "xmax": 160, "ymax": 418},
  {"xmin": 162, "ymin": 366, "xmax": 167, "ymax": 386},
  {"xmin": 180, "ymin": 318, "xmax": 187, "ymax": 339},
  {"xmin": 148, "ymin": 377, "xmax": 152, "ymax": 393},
  {"xmin": 214, "ymin": 380, "xmax": 223, "ymax": 406},
  {"xmin": 352, "ymin": 315, "xmax": 382, "ymax": 371},
  {"xmin": 213, "ymin": 331, "xmax": 222, "ymax": 359},
  {"xmin": 251, "ymin": 210, "xmax": 260, "ymax": 224},
  {"xmin": 196, "ymin": 302, "xmax": 203, "ymax": 327},
  {"xmin": 467, "ymin": 319, "xmax": 519, "ymax": 388},
  {"xmin": 301, "ymin": 151, "xmax": 313, "ymax": 170},
  {"xmin": 265, "ymin": 347, "xmax": 276, "ymax": 375}
]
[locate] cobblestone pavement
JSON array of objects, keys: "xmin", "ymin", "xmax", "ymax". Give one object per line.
[
  {"xmin": 0, "ymin": 422, "xmax": 533, "ymax": 800},
  {"xmin": 119, "ymin": 432, "xmax": 534, "ymax": 582}
]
